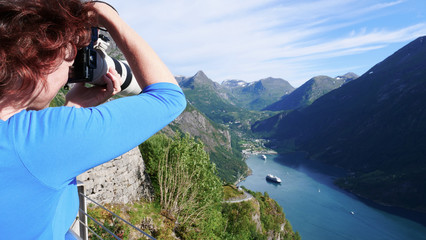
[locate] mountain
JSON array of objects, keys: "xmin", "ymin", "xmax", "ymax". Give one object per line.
[
  {"xmin": 222, "ymin": 77, "xmax": 295, "ymax": 110},
  {"xmin": 177, "ymin": 71, "xmax": 275, "ymax": 132},
  {"xmin": 253, "ymin": 36, "xmax": 426, "ymax": 212},
  {"xmin": 161, "ymin": 104, "xmax": 246, "ymax": 183},
  {"xmin": 264, "ymin": 73, "xmax": 357, "ymax": 111},
  {"xmin": 177, "ymin": 71, "xmax": 244, "ymax": 124}
]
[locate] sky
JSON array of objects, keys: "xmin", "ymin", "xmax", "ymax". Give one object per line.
[{"xmin": 106, "ymin": 0, "xmax": 426, "ymax": 87}]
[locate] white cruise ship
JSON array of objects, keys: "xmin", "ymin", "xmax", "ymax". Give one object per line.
[{"xmin": 266, "ymin": 174, "xmax": 282, "ymax": 183}]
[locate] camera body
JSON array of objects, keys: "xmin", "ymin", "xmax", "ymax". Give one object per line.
[{"xmin": 68, "ymin": 28, "xmax": 142, "ymax": 96}]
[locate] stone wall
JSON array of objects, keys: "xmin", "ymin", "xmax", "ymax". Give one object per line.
[{"xmin": 77, "ymin": 147, "xmax": 153, "ymax": 204}]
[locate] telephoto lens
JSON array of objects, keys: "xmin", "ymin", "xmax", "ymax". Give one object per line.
[
  {"xmin": 68, "ymin": 28, "xmax": 142, "ymax": 96},
  {"xmin": 91, "ymin": 47, "xmax": 142, "ymax": 96}
]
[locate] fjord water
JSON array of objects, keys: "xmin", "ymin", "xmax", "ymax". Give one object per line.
[{"xmin": 238, "ymin": 153, "xmax": 426, "ymax": 240}]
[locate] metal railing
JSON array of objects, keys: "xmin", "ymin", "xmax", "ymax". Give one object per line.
[{"xmin": 70, "ymin": 181, "xmax": 156, "ymax": 240}]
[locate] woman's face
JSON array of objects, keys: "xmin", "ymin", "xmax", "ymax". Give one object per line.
[{"xmin": 28, "ymin": 58, "xmax": 74, "ymax": 110}]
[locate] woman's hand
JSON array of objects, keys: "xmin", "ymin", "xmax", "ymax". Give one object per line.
[
  {"xmin": 90, "ymin": 1, "xmax": 120, "ymax": 29},
  {"xmin": 65, "ymin": 68, "xmax": 121, "ymax": 108},
  {"xmin": 89, "ymin": 1, "xmax": 179, "ymax": 89}
]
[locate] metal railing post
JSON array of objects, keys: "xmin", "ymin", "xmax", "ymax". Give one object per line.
[{"xmin": 77, "ymin": 181, "xmax": 89, "ymax": 240}]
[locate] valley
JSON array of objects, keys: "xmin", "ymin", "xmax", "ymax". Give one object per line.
[{"xmin": 173, "ymin": 36, "xmax": 426, "ymax": 216}]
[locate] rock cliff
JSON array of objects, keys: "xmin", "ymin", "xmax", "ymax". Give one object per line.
[{"xmin": 164, "ymin": 106, "xmax": 232, "ymax": 152}]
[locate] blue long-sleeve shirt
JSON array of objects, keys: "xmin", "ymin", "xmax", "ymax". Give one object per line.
[{"xmin": 0, "ymin": 82, "xmax": 186, "ymax": 239}]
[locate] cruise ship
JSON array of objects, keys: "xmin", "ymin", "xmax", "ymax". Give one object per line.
[{"xmin": 266, "ymin": 174, "xmax": 282, "ymax": 183}]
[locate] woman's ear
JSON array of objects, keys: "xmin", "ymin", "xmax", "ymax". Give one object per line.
[{"xmin": 65, "ymin": 43, "xmax": 77, "ymax": 62}]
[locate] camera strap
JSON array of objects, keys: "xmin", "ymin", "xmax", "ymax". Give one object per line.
[
  {"xmin": 90, "ymin": 1, "xmax": 119, "ymax": 32},
  {"xmin": 90, "ymin": 1, "xmax": 119, "ymax": 14}
]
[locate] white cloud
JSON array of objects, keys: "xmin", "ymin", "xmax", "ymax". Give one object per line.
[{"xmin": 106, "ymin": 0, "xmax": 426, "ymax": 86}]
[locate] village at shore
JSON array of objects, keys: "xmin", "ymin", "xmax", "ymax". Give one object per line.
[{"xmin": 241, "ymin": 138, "xmax": 277, "ymax": 157}]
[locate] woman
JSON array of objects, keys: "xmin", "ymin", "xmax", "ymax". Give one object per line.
[{"xmin": 0, "ymin": 0, "xmax": 186, "ymax": 239}]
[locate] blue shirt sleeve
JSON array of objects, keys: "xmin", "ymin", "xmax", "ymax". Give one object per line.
[{"xmin": 11, "ymin": 82, "xmax": 186, "ymax": 189}]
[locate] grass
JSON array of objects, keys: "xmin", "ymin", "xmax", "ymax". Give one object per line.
[
  {"xmin": 87, "ymin": 200, "xmax": 174, "ymax": 240},
  {"xmin": 223, "ymin": 185, "xmax": 245, "ymax": 201}
]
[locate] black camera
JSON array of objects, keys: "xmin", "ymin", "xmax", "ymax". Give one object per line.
[{"xmin": 68, "ymin": 27, "xmax": 142, "ymax": 96}]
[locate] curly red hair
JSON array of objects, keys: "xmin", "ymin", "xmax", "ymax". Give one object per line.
[{"xmin": 0, "ymin": 0, "xmax": 96, "ymax": 106}]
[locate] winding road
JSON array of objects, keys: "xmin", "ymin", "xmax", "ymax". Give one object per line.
[{"xmin": 224, "ymin": 190, "xmax": 254, "ymax": 203}]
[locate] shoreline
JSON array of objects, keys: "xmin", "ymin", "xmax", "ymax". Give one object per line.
[
  {"xmin": 258, "ymin": 150, "xmax": 426, "ymax": 227},
  {"xmin": 235, "ymin": 151, "xmax": 277, "ymax": 186},
  {"xmin": 343, "ymin": 187, "xmax": 426, "ymax": 227},
  {"xmin": 242, "ymin": 149, "xmax": 278, "ymax": 157}
]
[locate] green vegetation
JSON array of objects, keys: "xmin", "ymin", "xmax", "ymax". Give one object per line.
[
  {"xmin": 87, "ymin": 204, "xmax": 130, "ymax": 239},
  {"xmin": 140, "ymin": 133, "xmax": 224, "ymax": 239},
  {"xmin": 49, "ymin": 88, "xmax": 68, "ymax": 107},
  {"xmin": 210, "ymin": 142, "xmax": 245, "ymax": 183},
  {"xmin": 164, "ymin": 104, "xmax": 247, "ymax": 183},
  {"xmin": 88, "ymin": 134, "xmax": 299, "ymax": 239},
  {"xmin": 222, "ymin": 200, "xmax": 264, "ymax": 240},
  {"xmin": 183, "ymin": 87, "xmax": 270, "ymax": 133},
  {"xmin": 87, "ymin": 200, "xmax": 176, "ymax": 240},
  {"xmin": 140, "ymin": 134, "xmax": 223, "ymax": 239},
  {"xmin": 222, "ymin": 189, "xmax": 301, "ymax": 240},
  {"xmin": 223, "ymin": 185, "xmax": 244, "ymax": 201}
]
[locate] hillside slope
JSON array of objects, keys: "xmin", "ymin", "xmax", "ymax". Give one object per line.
[
  {"xmin": 177, "ymin": 71, "xmax": 240, "ymax": 124},
  {"xmin": 162, "ymin": 104, "xmax": 246, "ymax": 183},
  {"xmin": 264, "ymin": 73, "xmax": 357, "ymax": 111}
]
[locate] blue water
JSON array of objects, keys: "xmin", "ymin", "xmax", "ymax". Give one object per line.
[{"xmin": 238, "ymin": 153, "xmax": 426, "ymax": 240}]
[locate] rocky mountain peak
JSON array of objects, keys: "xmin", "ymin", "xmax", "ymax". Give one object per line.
[
  {"xmin": 335, "ymin": 72, "xmax": 359, "ymax": 83},
  {"xmin": 221, "ymin": 79, "xmax": 248, "ymax": 88},
  {"xmin": 178, "ymin": 70, "xmax": 216, "ymax": 89},
  {"xmin": 193, "ymin": 70, "xmax": 209, "ymax": 80}
]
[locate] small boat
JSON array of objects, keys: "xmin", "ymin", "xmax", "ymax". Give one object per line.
[
  {"xmin": 266, "ymin": 174, "xmax": 282, "ymax": 183},
  {"xmin": 261, "ymin": 155, "xmax": 267, "ymax": 160},
  {"xmin": 351, "ymin": 211, "xmax": 355, "ymax": 215}
]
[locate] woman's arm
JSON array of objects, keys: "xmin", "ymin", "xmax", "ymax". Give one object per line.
[
  {"xmin": 92, "ymin": 2, "xmax": 179, "ymax": 89},
  {"xmin": 16, "ymin": 83, "xmax": 186, "ymax": 188}
]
